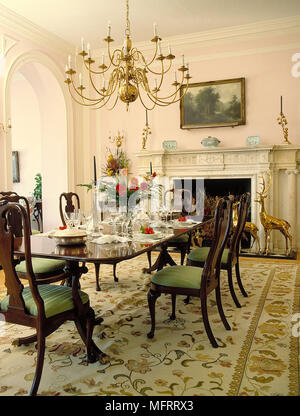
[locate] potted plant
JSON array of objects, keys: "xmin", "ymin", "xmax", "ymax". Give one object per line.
[{"xmin": 33, "ymin": 173, "xmax": 42, "ymax": 202}]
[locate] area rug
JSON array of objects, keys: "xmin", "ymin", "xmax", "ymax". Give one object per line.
[{"xmin": 0, "ymin": 253, "xmax": 299, "ymax": 396}]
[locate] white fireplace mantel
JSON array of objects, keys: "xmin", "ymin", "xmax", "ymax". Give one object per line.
[{"xmin": 136, "ymin": 144, "xmax": 300, "ymax": 251}]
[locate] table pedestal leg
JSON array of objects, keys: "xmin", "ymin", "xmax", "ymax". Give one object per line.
[
  {"xmin": 65, "ymin": 260, "xmax": 108, "ymax": 362},
  {"xmin": 143, "ymin": 243, "xmax": 177, "ymax": 274}
]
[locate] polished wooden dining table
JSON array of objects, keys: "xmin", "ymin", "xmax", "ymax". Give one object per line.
[{"xmin": 13, "ymin": 220, "xmax": 205, "ymax": 362}]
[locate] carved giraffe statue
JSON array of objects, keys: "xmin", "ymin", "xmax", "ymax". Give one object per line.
[
  {"xmin": 255, "ymin": 173, "xmax": 292, "ymax": 255},
  {"xmin": 232, "ymin": 201, "xmax": 261, "ymax": 253}
]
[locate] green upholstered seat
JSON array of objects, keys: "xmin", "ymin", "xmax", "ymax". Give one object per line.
[
  {"xmin": 32, "ymin": 229, "xmax": 41, "ymax": 235},
  {"xmin": 15, "ymin": 258, "xmax": 66, "ymax": 276},
  {"xmin": 152, "ymin": 265, "xmax": 202, "ymax": 289},
  {"xmin": 0, "ymin": 284, "xmax": 89, "ymax": 318},
  {"xmin": 167, "ymin": 234, "xmax": 189, "ymax": 244},
  {"xmin": 188, "ymin": 247, "xmax": 229, "ymax": 264}
]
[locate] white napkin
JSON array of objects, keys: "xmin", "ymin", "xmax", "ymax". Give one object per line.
[
  {"xmin": 92, "ymin": 235, "xmax": 131, "ymax": 244},
  {"xmin": 150, "ymin": 220, "xmax": 165, "ymax": 228}
]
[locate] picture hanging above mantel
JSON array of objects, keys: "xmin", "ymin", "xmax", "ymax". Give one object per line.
[{"xmin": 180, "ymin": 77, "xmax": 246, "ymax": 129}]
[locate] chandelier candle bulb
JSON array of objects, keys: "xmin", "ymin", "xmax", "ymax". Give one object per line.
[
  {"xmin": 79, "ymin": 73, "xmax": 82, "ymax": 86},
  {"xmin": 168, "ymin": 43, "xmax": 171, "ymax": 54},
  {"xmin": 153, "ymin": 22, "xmax": 157, "ymax": 37},
  {"xmin": 182, "ymin": 54, "xmax": 185, "ymax": 66},
  {"xmin": 68, "ymin": 55, "xmax": 72, "ymax": 69},
  {"xmin": 158, "ymin": 40, "xmax": 162, "ymax": 55},
  {"xmin": 81, "ymin": 37, "xmax": 85, "ymax": 51},
  {"xmin": 87, "ymin": 43, "xmax": 91, "ymax": 58},
  {"xmin": 107, "ymin": 21, "xmax": 111, "ymax": 37}
]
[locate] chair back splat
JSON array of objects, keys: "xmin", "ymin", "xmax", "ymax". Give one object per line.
[
  {"xmin": 0, "ymin": 202, "xmax": 41, "ymax": 320},
  {"xmin": 228, "ymin": 193, "xmax": 250, "ymax": 263},
  {"xmin": 59, "ymin": 192, "xmax": 80, "ymax": 226},
  {"xmin": 201, "ymin": 197, "xmax": 233, "ymax": 294},
  {"xmin": 0, "ymin": 195, "xmax": 32, "ymax": 236}
]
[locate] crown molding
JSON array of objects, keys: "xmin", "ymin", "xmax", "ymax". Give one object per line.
[
  {"xmin": 159, "ymin": 15, "xmax": 300, "ymax": 50},
  {"xmin": 96, "ymin": 14, "xmax": 300, "ymax": 56},
  {"xmin": 0, "ymin": 4, "xmax": 74, "ymax": 56}
]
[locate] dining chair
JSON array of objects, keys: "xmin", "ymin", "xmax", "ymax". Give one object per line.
[
  {"xmin": 147, "ymin": 197, "xmax": 233, "ymax": 348},
  {"xmin": 186, "ymin": 192, "xmax": 250, "ymax": 308},
  {"xmin": 59, "ymin": 192, "xmax": 119, "ymax": 291},
  {"xmin": 0, "ymin": 201, "xmax": 97, "ymax": 396},
  {"xmin": 0, "ymin": 194, "xmax": 66, "ymax": 281}
]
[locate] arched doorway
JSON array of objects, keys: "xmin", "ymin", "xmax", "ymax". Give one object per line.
[{"xmin": 4, "ymin": 52, "xmax": 75, "ymax": 231}]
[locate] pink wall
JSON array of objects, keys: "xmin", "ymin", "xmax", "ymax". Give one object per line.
[
  {"xmin": 95, "ymin": 30, "xmax": 300, "ymax": 175},
  {"xmin": 11, "ymin": 73, "xmax": 42, "ymax": 197}
]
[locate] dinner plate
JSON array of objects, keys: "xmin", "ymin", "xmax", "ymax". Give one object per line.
[{"xmin": 134, "ymin": 232, "xmax": 163, "ymax": 240}]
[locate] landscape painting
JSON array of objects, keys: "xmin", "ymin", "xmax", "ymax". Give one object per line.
[{"xmin": 180, "ymin": 77, "xmax": 245, "ymax": 129}]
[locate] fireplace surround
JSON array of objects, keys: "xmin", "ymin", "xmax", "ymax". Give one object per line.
[{"xmin": 136, "ymin": 145, "xmax": 300, "ymax": 251}]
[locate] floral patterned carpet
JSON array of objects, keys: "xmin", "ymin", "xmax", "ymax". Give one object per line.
[{"xmin": 0, "ymin": 253, "xmax": 299, "ymax": 396}]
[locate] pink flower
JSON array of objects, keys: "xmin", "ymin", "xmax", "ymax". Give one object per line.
[
  {"xmin": 140, "ymin": 182, "xmax": 148, "ymax": 191},
  {"xmin": 130, "ymin": 176, "xmax": 138, "ymax": 186},
  {"xmin": 116, "ymin": 184, "xmax": 127, "ymax": 195},
  {"xmin": 120, "ymin": 168, "xmax": 128, "ymax": 177}
]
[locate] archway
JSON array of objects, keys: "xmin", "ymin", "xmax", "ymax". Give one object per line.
[{"xmin": 4, "ymin": 52, "xmax": 75, "ymax": 231}]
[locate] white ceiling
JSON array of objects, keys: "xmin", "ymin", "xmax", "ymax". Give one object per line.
[{"xmin": 1, "ymin": 0, "xmax": 300, "ymax": 47}]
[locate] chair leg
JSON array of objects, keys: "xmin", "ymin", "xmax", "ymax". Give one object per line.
[
  {"xmin": 113, "ymin": 263, "xmax": 118, "ymax": 282},
  {"xmin": 170, "ymin": 294, "xmax": 176, "ymax": 320},
  {"xmin": 94, "ymin": 263, "xmax": 101, "ymax": 291},
  {"xmin": 86, "ymin": 308, "xmax": 97, "ymax": 363},
  {"xmin": 227, "ymin": 268, "xmax": 241, "ymax": 308},
  {"xmin": 180, "ymin": 248, "xmax": 186, "ymax": 265},
  {"xmin": 147, "ymin": 251, "xmax": 152, "ymax": 268},
  {"xmin": 30, "ymin": 330, "xmax": 45, "ymax": 396},
  {"xmin": 200, "ymin": 296, "xmax": 218, "ymax": 348},
  {"xmin": 215, "ymin": 285, "xmax": 231, "ymax": 330},
  {"xmin": 235, "ymin": 262, "xmax": 248, "ymax": 297},
  {"xmin": 147, "ymin": 289, "xmax": 161, "ymax": 339}
]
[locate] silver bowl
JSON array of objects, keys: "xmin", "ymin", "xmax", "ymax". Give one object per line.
[{"xmin": 53, "ymin": 235, "xmax": 87, "ymax": 246}]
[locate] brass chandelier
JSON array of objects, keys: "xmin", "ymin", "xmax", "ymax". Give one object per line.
[{"xmin": 65, "ymin": 0, "xmax": 191, "ymax": 111}]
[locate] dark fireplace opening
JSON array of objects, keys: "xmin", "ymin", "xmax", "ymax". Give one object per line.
[{"xmin": 173, "ymin": 177, "xmax": 252, "ymax": 248}]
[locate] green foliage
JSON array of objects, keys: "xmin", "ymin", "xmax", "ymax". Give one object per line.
[{"xmin": 33, "ymin": 173, "xmax": 42, "ymax": 201}]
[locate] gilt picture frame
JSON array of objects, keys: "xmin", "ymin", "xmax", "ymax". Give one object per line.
[
  {"xmin": 180, "ymin": 77, "xmax": 245, "ymax": 129},
  {"xmin": 12, "ymin": 151, "xmax": 20, "ymax": 183}
]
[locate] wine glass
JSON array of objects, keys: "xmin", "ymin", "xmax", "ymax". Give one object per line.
[{"xmin": 64, "ymin": 209, "xmax": 81, "ymax": 228}]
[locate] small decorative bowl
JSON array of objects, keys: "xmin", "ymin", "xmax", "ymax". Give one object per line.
[
  {"xmin": 201, "ymin": 136, "xmax": 220, "ymax": 148},
  {"xmin": 50, "ymin": 229, "xmax": 87, "ymax": 246},
  {"xmin": 163, "ymin": 140, "xmax": 177, "ymax": 150},
  {"xmin": 246, "ymin": 136, "xmax": 260, "ymax": 146}
]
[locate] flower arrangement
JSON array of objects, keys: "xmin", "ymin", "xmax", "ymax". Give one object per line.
[
  {"xmin": 104, "ymin": 147, "xmax": 130, "ymax": 177},
  {"xmin": 102, "ymin": 171, "xmax": 159, "ymax": 210}
]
